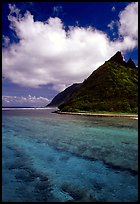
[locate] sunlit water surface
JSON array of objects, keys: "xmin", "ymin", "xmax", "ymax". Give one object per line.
[{"xmin": 2, "ymin": 108, "xmax": 138, "ymax": 202}]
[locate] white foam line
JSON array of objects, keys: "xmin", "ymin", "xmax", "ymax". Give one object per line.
[{"xmin": 2, "ymin": 107, "xmax": 57, "ymax": 111}]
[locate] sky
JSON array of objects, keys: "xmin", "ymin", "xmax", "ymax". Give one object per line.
[{"xmin": 2, "ymin": 2, "xmax": 138, "ymax": 107}]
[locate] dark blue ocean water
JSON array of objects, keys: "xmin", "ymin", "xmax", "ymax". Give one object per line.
[{"xmin": 2, "ymin": 108, "xmax": 138, "ymax": 202}]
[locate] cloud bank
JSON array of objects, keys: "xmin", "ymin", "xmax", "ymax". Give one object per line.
[
  {"xmin": 2, "ymin": 95, "xmax": 49, "ymax": 107},
  {"xmin": 2, "ymin": 2, "xmax": 138, "ymax": 91}
]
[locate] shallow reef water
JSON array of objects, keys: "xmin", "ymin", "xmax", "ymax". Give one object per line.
[{"xmin": 2, "ymin": 109, "xmax": 138, "ymax": 202}]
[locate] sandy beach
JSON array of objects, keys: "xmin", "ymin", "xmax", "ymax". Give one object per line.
[{"xmin": 56, "ymin": 111, "xmax": 138, "ymax": 119}]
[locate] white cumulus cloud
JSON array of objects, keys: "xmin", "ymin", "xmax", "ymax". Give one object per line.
[
  {"xmin": 107, "ymin": 20, "xmax": 116, "ymax": 30},
  {"xmin": 2, "ymin": 3, "xmax": 138, "ymax": 91},
  {"xmin": 111, "ymin": 6, "xmax": 116, "ymax": 12},
  {"xmin": 118, "ymin": 2, "xmax": 138, "ymax": 40},
  {"xmin": 2, "ymin": 35, "xmax": 10, "ymax": 47},
  {"xmin": 53, "ymin": 5, "xmax": 63, "ymax": 16}
]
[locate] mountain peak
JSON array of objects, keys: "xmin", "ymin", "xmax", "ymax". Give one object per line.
[
  {"xmin": 109, "ymin": 51, "xmax": 126, "ymax": 66},
  {"xmin": 126, "ymin": 58, "xmax": 136, "ymax": 68},
  {"xmin": 58, "ymin": 50, "xmax": 138, "ymax": 113}
]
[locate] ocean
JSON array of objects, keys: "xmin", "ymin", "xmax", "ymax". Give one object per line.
[{"xmin": 2, "ymin": 108, "xmax": 138, "ymax": 202}]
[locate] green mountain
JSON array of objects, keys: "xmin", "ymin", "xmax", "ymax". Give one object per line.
[
  {"xmin": 46, "ymin": 83, "xmax": 81, "ymax": 107},
  {"xmin": 59, "ymin": 51, "xmax": 138, "ymax": 113}
]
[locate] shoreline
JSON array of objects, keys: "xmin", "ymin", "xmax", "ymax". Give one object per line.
[{"xmin": 56, "ymin": 111, "xmax": 138, "ymax": 119}]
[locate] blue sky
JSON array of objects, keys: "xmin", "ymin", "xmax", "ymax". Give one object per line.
[{"xmin": 2, "ymin": 2, "xmax": 138, "ymax": 107}]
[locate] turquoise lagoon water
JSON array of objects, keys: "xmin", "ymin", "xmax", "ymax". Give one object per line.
[{"xmin": 2, "ymin": 108, "xmax": 138, "ymax": 202}]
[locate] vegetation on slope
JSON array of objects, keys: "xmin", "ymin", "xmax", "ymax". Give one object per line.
[
  {"xmin": 59, "ymin": 60, "xmax": 138, "ymax": 113},
  {"xmin": 46, "ymin": 83, "xmax": 81, "ymax": 107}
]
